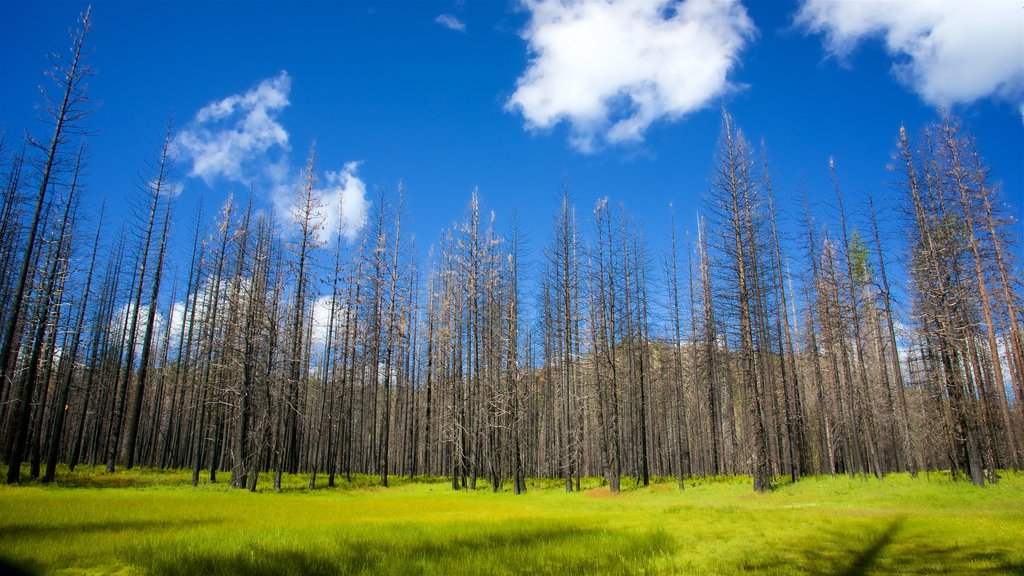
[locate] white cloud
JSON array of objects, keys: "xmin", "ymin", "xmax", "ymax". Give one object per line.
[
  {"xmin": 174, "ymin": 71, "xmax": 292, "ymax": 185},
  {"xmin": 149, "ymin": 179, "xmax": 184, "ymax": 198},
  {"xmin": 280, "ymin": 160, "xmax": 370, "ymax": 245},
  {"xmin": 506, "ymin": 0, "xmax": 754, "ymax": 152},
  {"xmin": 436, "ymin": 14, "xmax": 467, "ymax": 32},
  {"xmin": 166, "ymin": 300, "xmax": 187, "ymax": 346},
  {"xmin": 178, "ymin": 71, "xmax": 370, "ymax": 243},
  {"xmin": 320, "ymin": 161, "xmax": 370, "ymax": 243},
  {"xmin": 796, "ymin": 0, "xmax": 1023, "ymax": 108}
]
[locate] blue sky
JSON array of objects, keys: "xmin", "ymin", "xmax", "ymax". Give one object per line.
[{"xmin": 1, "ymin": 1, "xmax": 1022, "ymax": 306}]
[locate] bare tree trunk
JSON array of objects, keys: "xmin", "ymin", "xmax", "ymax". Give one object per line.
[
  {"xmin": 766, "ymin": 161, "xmax": 805, "ymax": 481},
  {"xmin": 192, "ymin": 198, "xmax": 234, "ymax": 486},
  {"xmin": 940, "ymin": 119, "xmax": 1020, "ymax": 471},
  {"xmin": 43, "ymin": 152, "xmax": 100, "ymax": 482},
  {"xmin": 709, "ymin": 111, "xmax": 771, "ymax": 492},
  {"xmin": 898, "ymin": 125, "xmax": 984, "ymax": 486},
  {"xmin": 6, "ymin": 187, "xmax": 73, "ymax": 482},
  {"xmin": 379, "ymin": 188, "xmax": 405, "ymax": 488},
  {"xmin": 832, "ymin": 161, "xmax": 883, "ymax": 479},
  {"xmin": 124, "ymin": 128, "xmax": 175, "ymax": 468},
  {"xmin": 668, "ymin": 206, "xmax": 691, "ymax": 487},
  {"xmin": 868, "ymin": 195, "xmax": 914, "ymax": 474}
]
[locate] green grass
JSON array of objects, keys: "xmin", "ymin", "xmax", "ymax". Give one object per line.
[{"xmin": 1, "ymin": 468, "xmax": 1022, "ymax": 575}]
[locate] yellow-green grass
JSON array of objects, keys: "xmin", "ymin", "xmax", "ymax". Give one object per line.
[{"xmin": 1, "ymin": 467, "xmax": 1022, "ymax": 575}]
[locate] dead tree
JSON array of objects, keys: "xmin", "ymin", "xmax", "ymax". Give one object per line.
[
  {"xmin": 43, "ymin": 149, "xmax": 100, "ymax": 482},
  {"xmin": 281, "ymin": 143, "xmax": 324, "ymax": 485},
  {"xmin": 706, "ymin": 110, "xmax": 771, "ymax": 492},
  {"xmin": 124, "ymin": 126, "xmax": 175, "ymax": 468}
]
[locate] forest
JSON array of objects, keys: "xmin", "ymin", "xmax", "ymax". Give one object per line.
[{"xmin": 2, "ymin": 8, "xmax": 1022, "ymax": 498}]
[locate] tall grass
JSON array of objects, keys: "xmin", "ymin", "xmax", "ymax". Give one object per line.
[{"xmin": 1, "ymin": 467, "xmax": 1021, "ymax": 575}]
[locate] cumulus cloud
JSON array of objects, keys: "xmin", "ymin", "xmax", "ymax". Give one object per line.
[
  {"xmin": 506, "ymin": 0, "xmax": 755, "ymax": 152},
  {"xmin": 320, "ymin": 161, "xmax": 370, "ymax": 242},
  {"xmin": 796, "ymin": 0, "xmax": 1023, "ymax": 108},
  {"xmin": 177, "ymin": 71, "xmax": 371, "ymax": 242},
  {"xmin": 436, "ymin": 14, "xmax": 467, "ymax": 32},
  {"xmin": 174, "ymin": 71, "xmax": 292, "ymax": 184},
  {"xmin": 279, "ymin": 160, "xmax": 370, "ymax": 245}
]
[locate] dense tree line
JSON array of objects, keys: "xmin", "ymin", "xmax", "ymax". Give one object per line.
[{"xmin": 2, "ymin": 9, "xmax": 1021, "ymax": 493}]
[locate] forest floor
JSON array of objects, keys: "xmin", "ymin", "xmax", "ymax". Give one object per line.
[{"xmin": 0, "ymin": 467, "xmax": 1022, "ymax": 575}]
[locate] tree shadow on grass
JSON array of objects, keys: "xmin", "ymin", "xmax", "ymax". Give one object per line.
[
  {"xmin": 749, "ymin": 517, "xmax": 1023, "ymax": 575},
  {"xmin": 838, "ymin": 517, "xmax": 903, "ymax": 576},
  {"xmin": 0, "ymin": 518, "xmax": 219, "ymax": 539},
  {"xmin": 128, "ymin": 522, "xmax": 674, "ymax": 576}
]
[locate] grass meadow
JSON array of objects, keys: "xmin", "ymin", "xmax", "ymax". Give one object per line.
[{"xmin": 0, "ymin": 468, "xmax": 1022, "ymax": 575}]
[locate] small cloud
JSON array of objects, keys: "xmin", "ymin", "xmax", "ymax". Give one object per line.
[
  {"xmin": 173, "ymin": 71, "xmax": 292, "ymax": 185},
  {"xmin": 796, "ymin": 0, "xmax": 1023, "ymax": 109},
  {"xmin": 279, "ymin": 159, "xmax": 370, "ymax": 245},
  {"xmin": 147, "ymin": 179, "xmax": 184, "ymax": 198},
  {"xmin": 506, "ymin": 0, "xmax": 755, "ymax": 152},
  {"xmin": 436, "ymin": 13, "xmax": 467, "ymax": 32},
  {"xmin": 320, "ymin": 161, "xmax": 370, "ymax": 243}
]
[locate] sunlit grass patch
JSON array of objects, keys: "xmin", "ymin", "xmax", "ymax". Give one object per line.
[
  {"xmin": 124, "ymin": 521, "xmax": 673, "ymax": 576},
  {"xmin": 1, "ymin": 468, "xmax": 1022, "ymax": 575}
]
